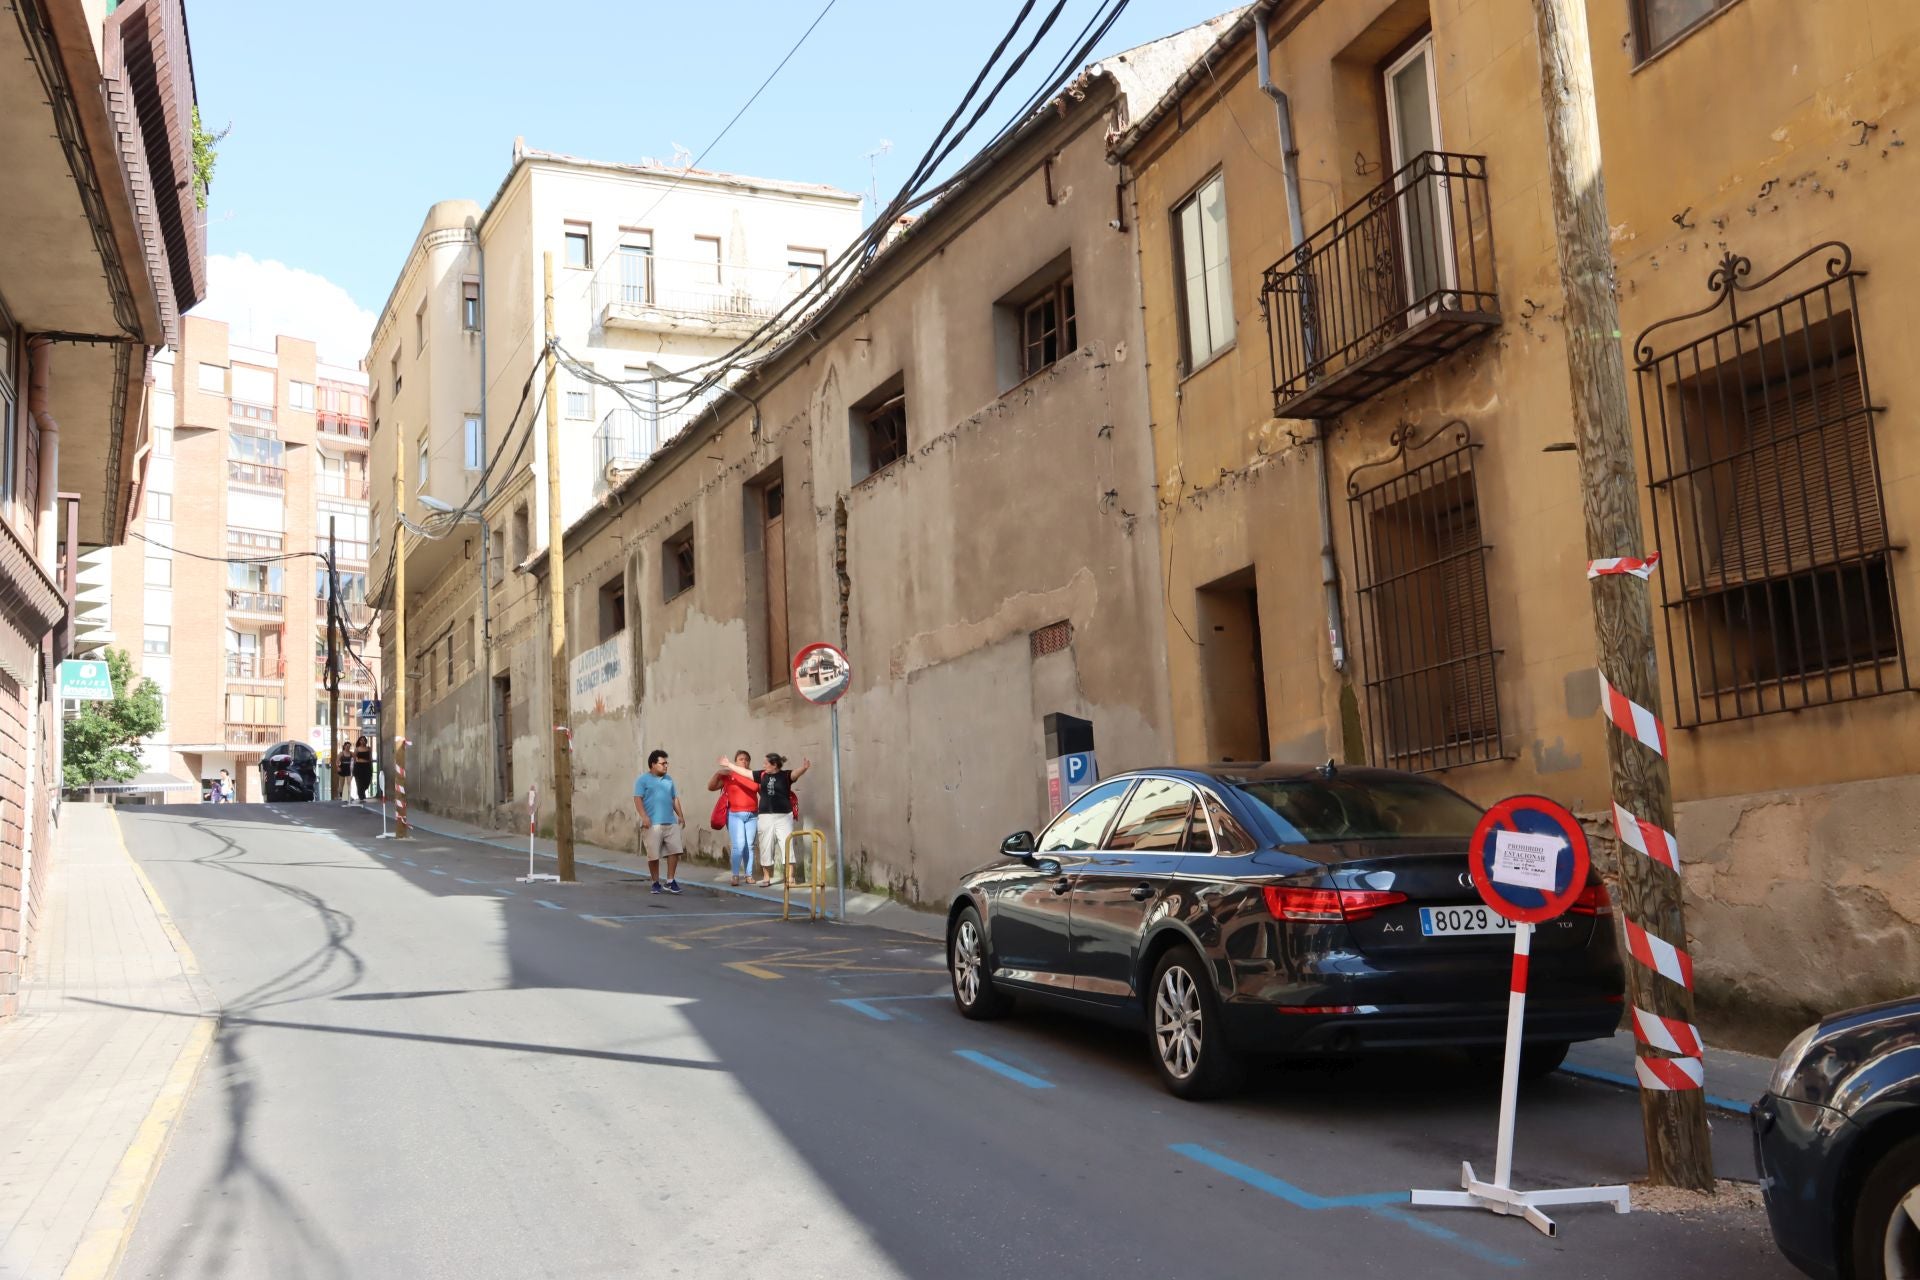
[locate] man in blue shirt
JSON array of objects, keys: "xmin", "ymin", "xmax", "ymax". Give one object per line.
[{"xmin": 632, "ymin": 749, "xmax": 685, "ymax": 895}]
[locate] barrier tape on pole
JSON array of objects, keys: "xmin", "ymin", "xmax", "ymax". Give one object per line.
[
  {"xmin": 1636, "ymin": 1053, "xmax": 1706, "ymax": 1091},
  {"xmin": 1590, "ymin": 555, "xmax": 1701, "ymax": 1090},
  {"xmin": 1632, "ymin": 1004, "xmax": 1704, "ymax": 1058},
  {"xmin": 553, "ymin": 724, "xmax": 571, "ymax": 748},
  {"xmin": 1611, "ymin": 801, "xmax": 1679, "ymax": 872},
  {"xmin": 394, "ymin": 735, "xmax": 412, "ymax": 830},
  {"xmin": 1586, "ymin": 553, "xmax": 1660, "ymax": 580},
  {"xmin": 1597, "ymin": 670, "xmax": 1668, "ymax": 757}
]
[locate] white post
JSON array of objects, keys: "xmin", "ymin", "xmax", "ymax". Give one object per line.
[
  {"xmin": 1492, "ymin": 922, "xmax": 1531, "ymax": 1190},
  {"xmin": 519, "ymin": 781, "xmax": 559, "ymax": 884},
  {"xmin": 830, "ymin": 703, "xmax": 845, "ymax": 923}
]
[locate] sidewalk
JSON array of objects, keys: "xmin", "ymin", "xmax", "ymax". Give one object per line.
[
  {"xmin": 0, "ymin": 804, "xmax": 216, "ymax": 1280},
  {"xmin": 391, "ymin": 805, "xmax": 947, "ymax": 940},
  {"xmin": 1565, "ymin": 1030, "xmax": 1772, "ymax": 1117}
]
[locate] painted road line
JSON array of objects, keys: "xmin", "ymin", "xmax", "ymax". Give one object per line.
[
  {"xmin": 1559, "ymin": 1062, "xmax": 1753, "ymax": 1116},
  {"xmin": 455, "ymin": 878, "xmax": 482, "ymax": 885},
  {"xmin": 652, "ymin": 937, "xmax": 692, "ymax": 951},
  {"xmin": 1169, "ymin": 1144, "xmax": 1521, "ymax": 1269},
  {"xmin": 427, "ymin": 868, "xmax": 448, "ymax": 876},
  {"xmin": 535, "ymin": 899, "xmax": 565, "ymax": 911},
  {"xmin": 591, "ymin": 910, "xmax": 782, "ymax": 922},
  {"xmin": 582, "ymin": 916, "xmax": 621, "ymax": 929},
  {"xmin": 954, "ymin": 1050, "xmax": 1054, "ymax": 1089},
  {"xmin": 493, "ymin": 888, "xmax": 515, "ymax": 897},
  {"xmin": 831, "ymin": 993, "xmax": 950, "ymax": 1022},
  {"xmin": 400, "ymin": 858, "xmax": 417, "ymax": 866}
]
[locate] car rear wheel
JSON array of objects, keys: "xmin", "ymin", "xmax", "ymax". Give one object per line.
[
  {"xmin": 1851, "ymin": 1134, "xmax": 1920, "ymax": 1280},
  {"xmin": 1150, "ymin": 946, "xmax": 1241, "ymax": 1100},
  {"xmin": 949, "ymin": 907, "xmax": 1011, "ymax": 1020}
]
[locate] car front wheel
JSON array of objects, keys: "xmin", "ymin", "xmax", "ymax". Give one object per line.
[
  {"xmin": 1149, "ymin": 945, "xmax": 1241, "ymax": 1100},
  {"xmin": 949, "ymin": 906, "xmax": 1011, "ymax": 1020},
  {"xmin": 1852, "ymin": 1134, "xmax": 1920, "ymax": 1280}
]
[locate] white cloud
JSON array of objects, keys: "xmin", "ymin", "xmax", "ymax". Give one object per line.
[{"xmin": 190, "ymin": 253, "xmax": 375, "ymax": 367}]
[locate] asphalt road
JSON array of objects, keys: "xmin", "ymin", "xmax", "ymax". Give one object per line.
[{"xmin": 118, "ymin": 802, "xmax": 1793, "ymax": 1279}]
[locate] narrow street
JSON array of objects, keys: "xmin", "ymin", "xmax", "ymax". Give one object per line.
[{"xmin": 118, "ymin": 802, "xmax": 1786, "ymax": 1279}]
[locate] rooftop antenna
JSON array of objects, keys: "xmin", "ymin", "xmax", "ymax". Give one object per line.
[
  {"xmin": 1317, "ymin": 758, "xmax": 1337, "ymax": 778},
  {"xmin": 862, "ymin": 139, "xmax": 892, "ymax": 216},
  {"xmin": 670, "ymin": 142, "xmax": 693, "ymax": 169}
]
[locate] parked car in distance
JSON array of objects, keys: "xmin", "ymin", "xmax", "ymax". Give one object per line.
[
  {"xmin": 259, "ymin": 741, "xmax": 318, "ymax": 802},
  {"xmin": 1753, "ymin": 995, "xmax": 1920, "ymax": 1280},
  {"xmin": 945, "ymin": 763, "xmax": 1624, "ymax": 1099}
]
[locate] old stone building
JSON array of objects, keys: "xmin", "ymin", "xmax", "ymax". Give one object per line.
[
  {"xmin": 1116, "ymin": 0, "xmax": 1918, "ymax": 1037},
  {"xmin": 468, "ymin": 20, "xmax": 1235, "ymax": 898}
]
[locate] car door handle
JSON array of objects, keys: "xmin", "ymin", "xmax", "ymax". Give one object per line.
[
  {"xmin": 1130, "ymin": 883, "xmax": 1154, "ymax": 901},
  {"xmin": 1051, "ymin": 878, "xmax": 1071, "ymax": 895}
]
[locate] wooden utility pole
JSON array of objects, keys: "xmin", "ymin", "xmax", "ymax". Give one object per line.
[
  {"xmin": 391, "ymin": 396, "xmax": 410, "ymax": 838},
  {"xmin": 542, "ymin": 252, "xmax": 577, "ymax": 881},
  {"xmin": 1531, "ymin": 0, "xmax": 1712, "ymax": 1189},
  {"xmin": 326, "ymin": 516, "xmax": 340, "ymax": 797}
]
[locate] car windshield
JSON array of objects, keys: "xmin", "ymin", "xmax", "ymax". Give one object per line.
[{"xmin": 1232, "ymin": 776, "xmax": 1481, "ymax": 843}]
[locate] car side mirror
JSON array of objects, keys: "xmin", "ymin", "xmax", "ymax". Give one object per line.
[{"xmin": 1001, "ymin": 830, "xmax": 1037, "ymax": 858}]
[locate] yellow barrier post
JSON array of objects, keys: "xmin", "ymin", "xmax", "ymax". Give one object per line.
[{"xmin": 782, "ymin": 829, "xmax": 828, "ymax": 922}]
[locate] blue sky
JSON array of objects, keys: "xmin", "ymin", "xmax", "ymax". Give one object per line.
[{"xmin": 187, "ymin": 0, "xmax": 1234, "ymax": 358}]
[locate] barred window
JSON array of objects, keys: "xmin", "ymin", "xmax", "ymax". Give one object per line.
[
  {"xmin": 1635, "ymin": 244, "xmax": 1907, "ymax": 726},
  {"xmin": 1348, "ymin": 423, "xmax": 1502, "ymax": 773},
  {"xmin": 1030, "ymin": 620, "xmax": 1073, "ymax": 658}
]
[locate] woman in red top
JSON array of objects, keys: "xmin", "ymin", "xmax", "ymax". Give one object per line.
[{"xmin": 709, "ymin": 750, "xmax": 760, "ymax": 886}]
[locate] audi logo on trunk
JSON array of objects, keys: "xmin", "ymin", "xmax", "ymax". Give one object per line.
[{"xmin": 1457, "ymin": 871, "xmax": 1475, "ymax": 889}]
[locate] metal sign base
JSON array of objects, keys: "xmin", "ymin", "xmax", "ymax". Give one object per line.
[
  {"xmin": 517, "ymin": 873, "xmax": 561, "ymax": 885},
  {"xmin": 1410, "ymin": 1162, "xmax": 1629, "ymax": 1238}
]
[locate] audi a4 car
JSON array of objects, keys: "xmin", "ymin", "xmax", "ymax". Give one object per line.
[
  {"xmin": 945, "ymin": 764, "xmax": 1625, "ymax": 1099},
  {"xmin": 1753, "ymin": 995, "xmax": 1920, "ymax": 1280}
]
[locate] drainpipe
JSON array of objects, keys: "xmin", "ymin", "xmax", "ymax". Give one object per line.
[
  {"xmin": 1255, "ymin": 8, "xmax": 1346, "ymax": 672},
  {"xmin": 27, "ymin": 341, "xmax": 60, "ymax": 576}
]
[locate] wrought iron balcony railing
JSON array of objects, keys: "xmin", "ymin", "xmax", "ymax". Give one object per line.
[
  {"xmin": 317, "ymin": 471, "xmax": 370, "ymax": 500},
  {"xmin": 225, "ymin": 723, "xmax": 283, "ymax": 746},
  {"xmin": 227, "ymin": 589, "xmax": 285, "ymax": 615},
  {"xmin": 594, "ymin": 407, "xmax": 661, "ymax": 480},
  {"xmin": 1263, "ymin": 151, "xmax": 1500, "ymax": 420},
  {"xmin": 317, "ymin": 413, "xmax": 370, "ymax": 441},
  {"xmin": 589, "ymin": 252, "xmax": 822, "ymax": 336},
  {"xmin": 225, "ymin": 653, "xmax": 285, "ymax": 679},
  {"xmin": 228, "ymin": 460, "xmax": 287, "ymax": 489}
]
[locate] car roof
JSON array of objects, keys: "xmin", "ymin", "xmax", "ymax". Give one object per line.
[{"xmin": 1124, "ymin": 762, "xmax": 1445, "ymax": 786}]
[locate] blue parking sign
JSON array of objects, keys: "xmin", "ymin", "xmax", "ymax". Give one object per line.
[{"xmin": 1062, "ymin": 751, "xmax": 1098, "ymax": 802}]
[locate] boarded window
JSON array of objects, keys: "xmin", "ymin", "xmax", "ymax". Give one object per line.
[
  {"xmin": 851, "ymin": 376, "xmax": 908, "ymax": 482},
  {"xmin": 663, "ymin": 525, "xmax": 695, "ymax": 600}
]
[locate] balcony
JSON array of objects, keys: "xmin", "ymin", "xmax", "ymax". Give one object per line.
[
  {"xmin": 225, "ymin": 723, "xmax": 283, "ymax": 747},
  {"xmin": 314, "ymin": 656, "xmax": 372, "ymax": 687},
  {"xmin": 592, "ymin": 406, "xmax": 679, "ymax": 490},
  {"xmin": 317, "ymin": 471, "xmax": 370, "ymax": 501},
  {"xmin": 228, "ymin": 527, "xmax": 285, "ymax": 553},
  {"xmin": 1262, "ymin": 151, "xmax": 1499, "ymax": 421},
  {"xmin": 227, "ymin": 589, "xmax": 285, "ymax": 616},
  {"xmin": 228, "ymin": 460, "xmax": 287, "ymax": 489},
  {"xmin": 225, "ymin": 653, "xmax": 285, "ymax": 680},
  {"xmin": 317, "ymin": 412, "xmax": 370, "ymax": 442},
  {"xmin": 590, "ymin": 252, "xmax": 822, "ymax": 339},
  {"xmin": 232, "ymin": 401, "xmax": 277, "ymax": 426}
]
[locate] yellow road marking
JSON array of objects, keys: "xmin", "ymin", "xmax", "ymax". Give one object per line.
[
  {"xmin": 651, "ymin": 936, "xmax": 692, "ymax": 951},
  {"xmin": 585, "ymin": 917, "xmax": 620, "ymax": 929},
  {"xmin": 726, "ymin": 960, "xmax": 786, "ymax": 980}
]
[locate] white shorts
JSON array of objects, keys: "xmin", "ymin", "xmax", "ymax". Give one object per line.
[
  {"xmin": 757, "ymin": 812, "xmax": 795, "ymax": 867},
  {"xmin": 641, "ymin": 822, "xmax": 685, "ymax": 858}
]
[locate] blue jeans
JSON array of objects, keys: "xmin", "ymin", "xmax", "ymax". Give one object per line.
[{"xmin": 727, "ymin": 810, "xmax": 758, "ymax": 877}]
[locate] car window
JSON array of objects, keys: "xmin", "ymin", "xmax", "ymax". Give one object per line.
[
  {"xmin": 1038, "ymin": 780, "xmax": 1133, "ymax": 853},
  {"xmin": 1234, "ymin": 775, "xmax": 1481, "ymax": 843},
  {"xmin": 1107, "ymin": 777, "xmax": 1199, "ymax": 853},
  {"xmin": 1199, "ymin": 792, "xmax": 1253, "ymax": 852}
]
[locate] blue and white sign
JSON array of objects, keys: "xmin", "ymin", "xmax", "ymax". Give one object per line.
[{"xmin": 1062, "ymin": 751, "xmax": 1099, "ymax": 804}]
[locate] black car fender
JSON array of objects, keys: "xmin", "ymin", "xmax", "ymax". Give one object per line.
[
  {"xmin": 946, "ymin": 890, "xmax": 990, "ymax": 957},
  {"xmin": 1133, "ymin": 917, "xmax": 1220, "ymax": 1002}
]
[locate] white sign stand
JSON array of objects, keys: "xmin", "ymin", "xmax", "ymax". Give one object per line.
[
  {"xmin": 1410, "ymin": 921, "xmax": 1630, "ymax": 1235},
  {"xmin": 375, "ymin": 790, "xmax": 393, "ymax": 839},
  {"xmin": 519, "ymin": 784, "xmax": 560, "ymax": 885}
]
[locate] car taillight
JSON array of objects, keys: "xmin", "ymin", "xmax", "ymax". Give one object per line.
[
  {"xmin": 1262, "ymin": 885, "xmax": 1408, "ymax": 923},
  {"xmin": 1569, "ymin": 882, "xmax": 1613, "ymax": 916}
]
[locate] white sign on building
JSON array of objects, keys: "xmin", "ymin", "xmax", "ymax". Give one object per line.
[{"xmin": 570, "ymin": 633, "xmax": 632, "ymax": 717}]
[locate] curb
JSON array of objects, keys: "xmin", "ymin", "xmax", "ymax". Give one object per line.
[{"xmin": 1558, "ymin": 1061, "xmax": 1755, "ymax": 1117}]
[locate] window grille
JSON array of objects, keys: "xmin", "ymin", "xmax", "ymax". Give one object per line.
[
  {"xmin": 1030, "ymin": 620, "xmax": 1073, "ymax": 658},
  {"xmin": 1634, "ymin": 243, "xmax": 1908, "ymax": 726},
  {"xmin": 1347, "ymin": 420, "xmax": 1503, "ymax": 772}
]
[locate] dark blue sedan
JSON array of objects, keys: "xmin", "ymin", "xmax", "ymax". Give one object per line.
[
  {"xmin": 945, "ymin": 763, "xmax": 1624, "ymax": 1099},
  {"xmin": 1754, "ymin": 995, "xmax": 1920, "ymax": 1280}
]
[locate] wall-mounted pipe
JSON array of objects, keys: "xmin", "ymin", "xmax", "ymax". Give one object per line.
[{"xmin": 1255, "ymin": 8, "xmax": 1346, "ymax": 673}]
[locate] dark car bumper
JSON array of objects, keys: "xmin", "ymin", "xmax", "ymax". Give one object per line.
[
  {"xmin": 1220, "ymin": 996, "xmax": 1622, "ymax": 1056},
  {"xmin": 1752, "ymin": 1092, "xmax": 1852, "ymax": 1280}
]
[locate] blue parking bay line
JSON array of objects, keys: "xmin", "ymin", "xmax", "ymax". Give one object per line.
[
  {"xmin": 1558, "ymin": 1062, "xmax": 1753, "ymax": 1116},
  {"xmin": 1169, "ymin": 1144, "xmax": 1521, "ymax": 1269},
  {"xmin": 832, "ymin": 994, "xmax": 949, "ymax": 1022},
  {"xmin": 954, "ymin": 1050, "xmax": 1054, "ymax": 1089}
]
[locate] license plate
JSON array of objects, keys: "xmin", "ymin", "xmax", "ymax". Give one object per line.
[{"xmin": 1419, "ymin": 905, "xmax": 1516, "ymax": 936}]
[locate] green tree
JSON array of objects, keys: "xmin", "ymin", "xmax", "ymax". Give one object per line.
[{"xmin": 61, "ymin": 648, "xmax": 163, "ymax": 789}]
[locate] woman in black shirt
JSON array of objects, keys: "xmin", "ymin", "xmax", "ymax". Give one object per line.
[{"xmin": 752, "ymin": 752, "xmax": 811, "ymax": 886}]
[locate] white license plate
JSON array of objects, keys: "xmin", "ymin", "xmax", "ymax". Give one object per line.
[{"xmin": 1419, "ymin": 905, "xmax": 1516, "ymax": 937}]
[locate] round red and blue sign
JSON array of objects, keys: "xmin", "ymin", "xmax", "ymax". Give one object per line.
[{"xmin": 1466, "ymin": 794, "xmax": 1591, "ymax": 925}]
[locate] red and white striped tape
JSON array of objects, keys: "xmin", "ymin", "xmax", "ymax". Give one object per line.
[
  {"xmin": 1636, "ymin": 1053, "xmax": 1705, "ymax": 1091},
  {"xmin": 1598, "ymin": 671, "xmax": 1668, "ymax": 757},
  {"xmin": 1632, "ymin": 1004, "xmax": 1704, "ymax": 1058},
  {"xmin": 1587, "ymin": 553, "xmax": 1660, "ymax": 580},
  {"xmin": 1611, "ymin": 801, "xmax": 1680, "ymax": 872},
  {"xmin": 1623, "ymin": 917, "xmax": 1695, "ymax": 989},
  {"xmin": 553, "ymin": 724, "xmax": 572, "ymax": 748}
]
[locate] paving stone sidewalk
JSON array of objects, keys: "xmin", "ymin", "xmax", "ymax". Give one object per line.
[{"xmin": 0, "ymin": 804, "xmax": 215, "ymax": 1280}]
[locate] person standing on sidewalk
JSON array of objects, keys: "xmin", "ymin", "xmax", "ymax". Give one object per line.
[
  {"xmin": 336, "ymin": 741, "xmax": 355, "ymax": 804},
  {"xmin": 633, "ymin": 749, "xmax": 685, "ymax": 895},
  {"xmin": 710, "ymin": 751, "xmax": 760, "ymax": 887},
  {"xmin": 752, "ymin": 753, "xmax": 811, "ymax": 887},
  {"xmin": 353, "ymin": 734, "xmax": 375, "ymax": 801}
]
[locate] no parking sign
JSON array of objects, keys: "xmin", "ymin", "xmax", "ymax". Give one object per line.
[{"xmin": 1466, "ymin": 795, "xmax": 1591, "ymax": 925}]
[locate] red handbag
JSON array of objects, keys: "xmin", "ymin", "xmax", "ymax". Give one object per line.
[{"xmin": 710, "ymin": 794, "xmax": 728, "ymax": 831}]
